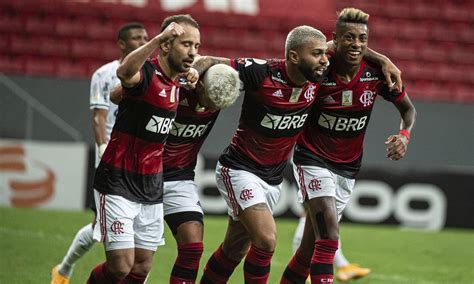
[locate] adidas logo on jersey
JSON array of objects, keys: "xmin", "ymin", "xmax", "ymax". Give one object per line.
[
  {"xmin": 272, "ymin": 89, "xmax": 284, "ymax": 98},
  {"xmin": 158, "ymin": 89, "xmax": 167, "ymax": 97}
]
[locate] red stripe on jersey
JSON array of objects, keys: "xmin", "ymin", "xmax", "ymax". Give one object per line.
[
  {"xmin": 102, "ymin": 131, "xmax": 164, "ymax": 175},
  {"xmin": 230, "ymin": 125, "xmax": 301, "ymax": 166}
]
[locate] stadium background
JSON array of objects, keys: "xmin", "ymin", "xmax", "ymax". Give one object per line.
[{"xmin": 0, "ymin": 0, "xmax": 473, "ymax": 283}]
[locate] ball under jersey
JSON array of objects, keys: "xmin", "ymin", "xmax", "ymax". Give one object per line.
[
  {"xmin": 294, "ymin": 58, "xmax": 406, "ymax": 178},
  {"xmin": 94, "ymin": 57, "xmax": 180, "ymax": 204},
  {"xmin": 219, "ymin": 58, "xmax": 320, "ymax": 185},
  {"xmin": 163, "ymin": 87, "xmax": 220, "ymax": 182},
  {"xmin": 89, "ymin": 60, "xmax": 120, "ymax": 168}
]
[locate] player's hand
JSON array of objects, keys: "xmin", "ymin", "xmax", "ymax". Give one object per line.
[
  {"xmin": 159, "ymin": 22, "xmax": 185, "ymax": 42},
  {"xmin": 185, "ymin": 68, "xmax": 199, "ymax": 89},
  {"xmin": 381, "ymin": 60, "xmax": 402, "ymax": 92},
  {"xmin": 98, "ymin": 143, "xmax": 107, "ymax": 159},
  {"xmin": 385, "ymin": 135, "xmax": 408, "ymax": 161}
]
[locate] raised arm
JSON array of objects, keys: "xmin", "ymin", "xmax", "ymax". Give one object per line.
[
  {"xmin": 385, "ymin": 95, "xmax": 417, "ymax": 161},
  {"xmin": 116, "ymin": 22, "xmax": 185, "ymax": 87},
  {"xmin": 192, "ymin": 56, "xmax": 231, "ymax": 77}
]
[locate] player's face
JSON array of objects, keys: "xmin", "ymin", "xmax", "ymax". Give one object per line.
[
  {"xmin": 334, "ymin": 23, "xmax": 368, "ymax": 66},
  {"xmin": 167, "ymin": 24, "xmax": 200, "ymax": 73},
  {"xmin": 121, "ymin": 28, "xmax": 149, "ymax": 55},
  {"xmin": 297, "ymin": 38, "xmax": 329, "ymax": 83}
]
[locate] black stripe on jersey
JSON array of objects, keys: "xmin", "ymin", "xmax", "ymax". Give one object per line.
[
  {"xmin": 219, "ymin": 146, "xmax": 287, "ymax": 185},
  {"xmin": 114, "ymin": 99, "xmax": 176, "ymax": 143},
  {"xmin": 293, "ymin": 144, "xmax": 362, "ymax": 179},
  {"xmin": 163, "ymin": 165, "xmax": 195, "ymax": 181},
  {"xmin": 94, "ymin": 162, "xmax": 164, "ymax": 204},
  {"xmin": 242, "ymin": 95, "xmax": 312, "ymax": 138},
  {"xmin": 311, "ymin": 108, "xmax": 372, "ymax": 138}
]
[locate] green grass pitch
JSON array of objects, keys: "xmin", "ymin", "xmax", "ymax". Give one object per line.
[{"xmin": 1, "ymin": 207, "xmax": 473, "ymax": 283}]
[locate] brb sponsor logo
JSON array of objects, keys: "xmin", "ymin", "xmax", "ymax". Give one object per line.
[
  {"xmin": 240, "ymin": 188, "xmax": 254, "ymax": 201},
  {"xmin": 170, "ymin": 121, "xmax": 211, "ymax": 138},
  {"xmin": 145, "ymin": 116, "xmax": 174, "ymax": 134},
  {"xmin": 309, "ymin": 178, "xmax": 321, "ymax": 191},
  {"xmin": 318, "ymin": 113, "xmax": 367, "ymax": 132},
  {"xmin": 261, "ymin": 113, "xmax": 308, "ymax": 130},
  {"xmin": 110, "ymin": 220, "xmax": 125, "ymax": 234}
]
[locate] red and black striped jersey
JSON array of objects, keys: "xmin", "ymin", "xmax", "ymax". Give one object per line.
[
  {"xmin": 163, "ymin": 87, "xmax": 219, "ymax": 181},
  {"xmin": 94, "ymin": 57, "xmax": 180, "ymax": 203},
  {"xmin": 294, "ymin": 58, "xmax": 406, "ymax": 178},
  {"xmin": 219, "ymin": 58, "xmax": 319, "ymax": 185}
]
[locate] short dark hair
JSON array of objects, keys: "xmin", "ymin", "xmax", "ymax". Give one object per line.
[
  {"xmin": 336, "ymin": 7, "xmax": 369, "ymax": 29},
  {"xmin": 160, "ymin": 14, "xmax": 199, "ymax": 32},
  {"xmin": 117, "ymin": 22, "xmax": 145, "ymax": 41}
]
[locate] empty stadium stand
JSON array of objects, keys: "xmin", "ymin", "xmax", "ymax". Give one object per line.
[{"xmin": 0, "ymin": 0, "xmax": 472, "ymax": 102}]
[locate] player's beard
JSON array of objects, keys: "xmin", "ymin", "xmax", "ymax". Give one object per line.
[
  {"xmin": 298, "ymin": 61, "xmax": 325, "ymax": 83},
  {"xmin": 167, "ymin": 51, "xmax": 190, "ymax": 73}
]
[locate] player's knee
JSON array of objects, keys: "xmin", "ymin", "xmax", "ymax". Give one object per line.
[
  {"xmin": 252, "ymin": 231, "xmax": 277, "ymax": 252},
  {"xmin": 314, "ymin": 212, "xmax": 339, "ymax": 240},
  {"xmin": 132, "ymin": 258, "xmax": 153, "ymax": 276},
  {"xmin": 108, "ymin": 262, "xmax": 133, "ymax": 280}
]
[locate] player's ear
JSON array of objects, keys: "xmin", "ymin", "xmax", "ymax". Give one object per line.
[
  {"xmin": 117, "ymin": 39, "xmax": 126, "ymax": 50},
  {"xmin": 288, "ymin": 50, "xmax": 299, "ymax": 64},
  {"xmin": 160, "ymin": 40, "xmax": 171, "ymax": 53}
]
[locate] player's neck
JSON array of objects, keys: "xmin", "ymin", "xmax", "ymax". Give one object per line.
[
  {"xmin": 335, "ymin": 60, "xmax": 360, "ymax": 83},
  {"xmin": 285, "ymin": 62, "xmax": 307, "ymax": 86},
  {"xmin": 157, "ymin": 55, "xmax": 179, "ymax": 80}
]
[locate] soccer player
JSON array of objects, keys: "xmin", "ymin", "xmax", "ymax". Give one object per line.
[
  {"xmin": 110, "ymin": 63, "xmax": 241, "ymax": 283},
  {"xmin": 281, "ymin": 8, "xmax": 416, "ymax": 284},
  {"xmin": 51, "ymin": 22, "xmax": 148, "ymax": 284},
  {"xmin": 194, "ymin": 25, "xmax": 330, "ymax": 283},
  {"xmin": 164, "ymin": 63, "xmax": 240, "ymax": 284},
  {"xmin": 86, "ymin": 15, "xmax": 200, "ymax": 283}
]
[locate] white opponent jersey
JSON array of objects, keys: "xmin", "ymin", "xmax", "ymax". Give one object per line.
[{"xmin": 89, "ymin": 60, "xmax": 120, "ymax": 167}]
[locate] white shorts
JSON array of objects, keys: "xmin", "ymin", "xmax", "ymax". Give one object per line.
[
  {"xmin": 163, "ymin": 180, "xmax": 203, "ymax": 216},
  {"xmin": 293, "ymin": 164, "xmax": 355, "ymax": 220},
  {"xmin": 93, "ymin": 189, "xmax": 165, "ymax": 251},
  {"xmin": 216, "ymin": 161, "xmax": 281, "ymax": 220}
]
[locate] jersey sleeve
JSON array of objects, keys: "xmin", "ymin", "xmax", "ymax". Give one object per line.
[
  {"xmin": 380, "ymin": 84, "xmax": 407, "ymax": 104},
  {"xmin": 122, "ymin": 60, "xmax": 154, "ymax": 97},
  {"xmin": 89, "ymin": 71, "xmax": 110, "ymax": 110},
  {"xmin": 230, "ymin": 58, "xmax": 269, "ymax": 91}
]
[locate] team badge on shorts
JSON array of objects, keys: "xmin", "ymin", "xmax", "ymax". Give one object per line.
[
  {"xmin": 110, "ymin": 220, "xmax": 125, "ymax": 235},
  {"xmin": 240, "ymin": 188, "xmax": 254, "ymax": 201},
  {"xmin": 309, "ymin": 178, "xmax": 321, "ymax": 191}
]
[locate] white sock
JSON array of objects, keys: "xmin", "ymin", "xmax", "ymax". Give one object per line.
[
  {"xmin": 292, "ymin": 216, "xmax": 306, "ymax": 252},
  {"xmin": 334, "ymin": 238, "xmax": 350, "ymax": 268},
  {"xmin": 59, "ymin": 223, "xmax": 96, "ymax": 277}
]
